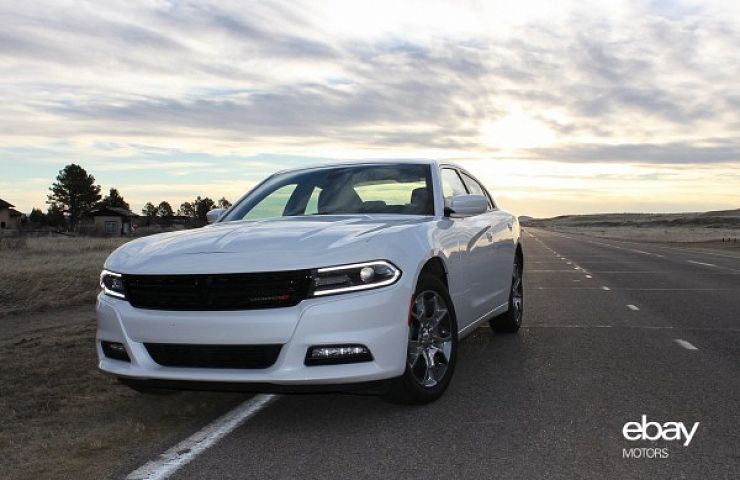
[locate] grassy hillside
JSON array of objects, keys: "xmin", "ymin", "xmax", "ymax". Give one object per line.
[
  {"xmin": 524, "ymin": 209, "xmax": 740, "ymax": 229},
  {"xmin": 523, "ymin": 209, "xmax": 740, "ymax": 244}
]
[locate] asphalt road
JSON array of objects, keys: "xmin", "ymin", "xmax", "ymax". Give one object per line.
[{"xmin": 145, "ymin": 228, "xmax": 740, "ymax": 479}]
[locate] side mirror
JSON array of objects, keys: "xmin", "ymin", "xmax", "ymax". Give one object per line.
[
  {"xmin": 447, "ymin": 194, "xmax": 488, "ymax": 216},
  {"xmin": 206, "ymin": 208, "xmax": 227, "ymax": 224}
]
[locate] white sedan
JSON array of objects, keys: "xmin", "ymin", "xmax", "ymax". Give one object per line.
[{"xmin": 97, "ymin": 160, "xmax": 523, "ymax": 404}]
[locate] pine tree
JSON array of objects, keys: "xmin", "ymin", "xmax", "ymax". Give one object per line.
[{"xmin": 47, "ymin": 164, "xmax": 101, "ymax": 229}]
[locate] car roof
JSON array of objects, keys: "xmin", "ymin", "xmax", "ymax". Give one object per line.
[{"xmin": 273, "ymin": 159, "xmax": 456, "ymax": 175}]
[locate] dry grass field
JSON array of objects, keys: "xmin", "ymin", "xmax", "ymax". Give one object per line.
[
  {"xmin": 0, "ymin": 236, "xmax": 247, "ymax": 480},
  {"xmin": 524, "ymin": 209, "xmax": 740, "ymax": 252},
  {"xmin": 0, "ymin": 236, "xmax": 128, "ymax": 317}
]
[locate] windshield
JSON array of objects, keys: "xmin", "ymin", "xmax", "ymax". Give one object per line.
[{"xmin": 222, "ymin": 164, "xmax": 434, "ymax": 221}]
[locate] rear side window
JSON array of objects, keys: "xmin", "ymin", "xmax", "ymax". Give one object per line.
[
  {"xmin": 440, "ymin": 168, "xmax": 467, "ymax": 207},
  {"xmin": 460, "ymin": 172, "xmax": 494, "ymax": 210},
  {"xmin": 304, "ymin": 186, "xmax": 322, "ymax": 215}
]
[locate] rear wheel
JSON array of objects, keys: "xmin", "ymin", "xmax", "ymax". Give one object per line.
[
  {"xmin": 384, "ymin": 274, "xmax": 458, "ymax": 404},
  {"xmin": 490, "ymin": 252, "xmax": 523, "ymax": 333}
]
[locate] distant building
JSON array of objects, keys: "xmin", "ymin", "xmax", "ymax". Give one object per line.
[
  {"xmin": 83, "ymin": 206, "xmax": 139, "ymax": 236},
  {"xmin": 0, "ymin": 198, "xmax": 22, "ymax": 234},
  {"xmin": 141, "ymin": 214, "xmax": 193, "ymax": 228}
]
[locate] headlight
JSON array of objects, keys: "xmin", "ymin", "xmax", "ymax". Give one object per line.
[
  {"xmin": 311, "ymin": 261, "xmax": 401, "ymax": 296},
  {"xmin": 100, "ymin": 270, "xmax": 126, "ymax": 299}
]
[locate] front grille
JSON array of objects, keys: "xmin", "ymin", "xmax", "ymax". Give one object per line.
[
  {"xmin": 123, "ymin": 271, "xmax": 312, "ymax": 310},
  {"xmin": 145, "ymin": 343, "xmax": 282, "ymax": 369}
]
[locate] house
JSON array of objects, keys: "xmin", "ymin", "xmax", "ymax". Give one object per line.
[
  {"xmin": 142, "ymin": 214, "xmax": 193, "ymax": 228},
  {"xmin": 84, "ymin": 206, "xmax": 139, "ymax": 236},
  {"xmin": 0, "ymin": 198, "xmax": 22, "ymax": 233}
]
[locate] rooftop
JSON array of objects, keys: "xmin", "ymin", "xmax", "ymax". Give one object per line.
[{"xmin": 87, "ymin": 206, "xmax": 138, "ymax": 217}]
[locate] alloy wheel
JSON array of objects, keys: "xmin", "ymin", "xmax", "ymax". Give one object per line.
[
  {"xmin": 407, "ymin": 290, "xmax": 453, "ymax": 388},
  {"xmin": 511, "ymin": 256, "xmax": 523, "ymax": 325}
]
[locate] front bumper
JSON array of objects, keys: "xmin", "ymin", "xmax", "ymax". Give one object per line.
[{"xmin": 96, "ymin": 282, "xmax": 411, "ymax": 386}]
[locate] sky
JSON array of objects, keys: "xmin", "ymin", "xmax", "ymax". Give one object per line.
[{"xmin": 1, "ymin": 0, "xmax": 739, "ymax": 218}]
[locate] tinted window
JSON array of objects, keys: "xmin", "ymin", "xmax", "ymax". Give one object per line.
[
  {"xmin": 440, "ymin": 168, "xmax": 467, "ymax": 207},
  {"xmin": 304, "ymin": 186, "xmax": 322, "ymax": 215},
  {"xmin": 222, "ymin": 164, "xmax": 434, "ymax": 221},
  {"xmin": 460, "ymin": 172, "xmax": 494, "ymax": 210},
  {"xmin": 243, "ymin": 184, "xmax": 298, "ymax": 220}
]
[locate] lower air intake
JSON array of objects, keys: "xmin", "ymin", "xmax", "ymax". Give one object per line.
[{"xmin": 144, "ymin": 343, "xmax": 282, "ymax": 369}]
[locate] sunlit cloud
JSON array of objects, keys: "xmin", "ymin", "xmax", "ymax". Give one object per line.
[{"xmin": 480, "ymin": 113, "xmax": 557, "ymax": 151}]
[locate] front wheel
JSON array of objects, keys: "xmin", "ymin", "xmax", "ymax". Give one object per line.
[
  {"xmin": 383, "ymin": 274, "xmax": 458, "ymax": 405},
  {"xmin": 490, "ymin": 252, "xmax": 523, "ymax": 333}
]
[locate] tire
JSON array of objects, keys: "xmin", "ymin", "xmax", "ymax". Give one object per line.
[
  {"xmin": 383, "ymin": 274, "xmax": 458, "ymax": 405},
  {"xmin": 119, "ymin": 379, "xmax": 178, "ymax": 395},
  {"xmin": 490, "ymin": 252, "xmax": 523, "ymax": 333}
]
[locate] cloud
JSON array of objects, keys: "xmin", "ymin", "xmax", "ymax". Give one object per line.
[
  {"xmin": 1, "ymin": 0, "xmax": 739, "ymax": 215},
  {"xmin": 2, "ymin": 0, "xmax": 738, "ymax": 155},
  {"xmin": 533, "ymin": 140, "xmax": 740, "ymax": 164}
]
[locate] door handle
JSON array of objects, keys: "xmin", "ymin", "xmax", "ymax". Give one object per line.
[{"xmin": 507, "ymin": 223, "xmax": 513, "ymax": 230}]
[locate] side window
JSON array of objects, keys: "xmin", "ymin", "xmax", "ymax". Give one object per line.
[
  {"xmin": 460, "ymin": 172, "xmax": 494, "ymax": 210},
  {"xmin": 304, "ymin": 186, "xmax": 322, "ymax": 215},
  {"xmin": 440, "ymin": 168, "xmax": 467, "ymax": 207},
  {"xmin": 244, "ymin": 184, "xmax": 298, "ymax": 220}
]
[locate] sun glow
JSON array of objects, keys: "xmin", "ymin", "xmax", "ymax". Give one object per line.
[{"xmin": 480, "ymin": 113, "xmax": 557, "ymax": 151}]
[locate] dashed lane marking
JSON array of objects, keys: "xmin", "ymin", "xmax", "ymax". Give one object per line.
[
  {"xmin": 687, "ymin": 260, "xmax": 717, "ymax": 267},
  {"xmin": 674, "ymin": 339, "xmax": 699, "ymax": 351}
]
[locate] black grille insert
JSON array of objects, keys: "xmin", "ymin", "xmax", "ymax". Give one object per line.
[
  {"xmin": 145, "ymin": 343, "xmax": 282, "ymax": 369},
  {"xmin": 124, "ymin": 271, "xmax": 312, "ymax": 310}
]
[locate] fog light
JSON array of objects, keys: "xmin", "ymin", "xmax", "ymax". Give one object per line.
[
  {"xmin": 305, "ymin": 344, "xmax": 373, "ymax": 366},
  {"xmin": 101, "ymin": 341, "xmax": 130, "ymax": 362}
]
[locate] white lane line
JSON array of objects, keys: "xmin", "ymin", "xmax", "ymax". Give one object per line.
[
  {"xmin": 627, "ymin": 304, "xmax": 640, "ymax": 311},
  {"xmin": 585, "ymin": 274, "xmax": 593, "ymax": 279},
  {"xmin": 620, "ymin": 288, "xmax": 736, "ymax": 291},
  {"xmin": 546, "ymin": 229, "xmax": 740, "ymax": 260},
  {"xmin": 127, "ymin": 394, "xmax": 278, "ymax": 480},
  {"xmin": 674, "ymin": 339, "xmax": 699, "ymax": 351},
  {"xmin": 574, "ymin": 260, "xmax": 645, "ymax": 264},
  {"xmin": 687, "ymin": 260, "xmax": 717, "ymax": 267},
  {"xmin": 536, "ymin": 287, "xmax": 609, "ymax": 290},
  {"xmin": 528, "ymin": 269, "xmax": 587, "ymax": 272},
  {"xmin": 629, "ymin": 248, "xmax": 665, "ymax": 258},
  {"xmin": 601, "ymin": 286, "xmax": 610, "ymax": 290},
  {"xmin": 588, "ymin": 271, "xmax": 661, "ymax": 274},
  {"xmin": 522, "ymin": 325, "xmax": 740, "ymax": 332}
]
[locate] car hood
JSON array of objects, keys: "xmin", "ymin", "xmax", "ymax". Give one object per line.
[{"xmin": 105, "ymin": 215, "xmax": 430, "ymax": 274}]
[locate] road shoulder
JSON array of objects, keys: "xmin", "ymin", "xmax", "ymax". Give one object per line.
[{"xmin": 0, "ymin": 306, "xmax": 247, "ymax": 480}]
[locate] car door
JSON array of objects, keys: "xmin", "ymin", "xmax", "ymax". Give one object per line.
[
  {"xmin": 439, "ymin": 167, "xmax": 495, "ymax": 328},
  {"xmin": 459, "ymin": 171, "xmax": 515, "ymax": 309}
]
